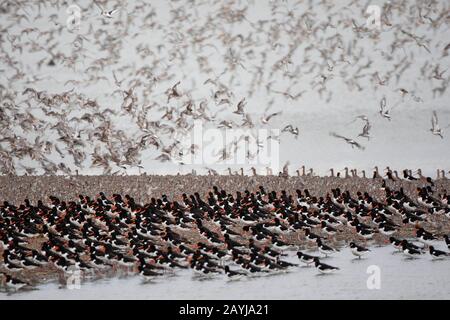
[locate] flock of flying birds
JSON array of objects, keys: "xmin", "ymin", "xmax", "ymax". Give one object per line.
[{"xmin": 0, "ymin": 0, "xmax": 449, "ymax": 175}]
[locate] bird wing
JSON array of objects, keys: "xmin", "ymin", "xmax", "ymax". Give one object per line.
[
  {"xmin": 329, "ymin": 132, "xmax": 348, "ymax": 141},
  {"xmin": 380, "ymin": 97, "xmax": 386, "ymax": 111},
  {"xmin": 353, "ymin": 141, "xmax": 365, "ymax": 150},
  {"xmin": 363, "ymin": 122, "xmax": 371, "ymax": 134},
  {"xmin": 108, "ymin": 9, "xmax": 119, "ymax": 15},
  {"xmin": 267, "ymin": 111, "xmax": 282, "ymax": 121},
  {"xmin": 432, "ymin": 111, "xmax": 439, "ymax": 128},
  {"xmin": 93, "ymin": 1, "xmax": 104, "ymax": 12}
]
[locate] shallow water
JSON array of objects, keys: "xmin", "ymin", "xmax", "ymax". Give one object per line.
[{"xmin": 2, "ymin": 244, "xmax": 449, "ymax": 300}]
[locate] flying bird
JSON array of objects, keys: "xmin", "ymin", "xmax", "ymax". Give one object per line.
[
  {"xmin": 281, "ymin": 125, "xmax": 299, "ymax": 138},
  {"xmin": 430, "ymin": 111, "xmax": 443, "ymax": 139},
  {"xmin": 261, "ymin": 111, "xmax": 282, "ymax": 124},
  {"xmin": 94, "ymin": 1, "xmax": 119, "ymax": 18},
  {"xmin": 379, "ymin": 97, "xmax": 391, "ymax": 121},
  {"xmin": 357, "ymin": 121, "xmax": 371, "ymax": 140},
  {"xmin": 330, "ymin": 132, "xmax": 365, "ymax": 150}
]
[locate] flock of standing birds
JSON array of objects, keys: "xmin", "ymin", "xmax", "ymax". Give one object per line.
[
  {"xmin": 1, "ymin": 177, "xmax": 450, "ymax": 291},
  {"xmin": 0, "ymin": 0, "xmax": 449, "ymax": 175}
]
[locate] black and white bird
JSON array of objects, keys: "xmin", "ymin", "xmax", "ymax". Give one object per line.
[
  {"xmin": 428, "ymin": 246, "xmax": 448, "ymax": 259},
  {"xmin": 416, "ymin": 228, "xmax": 437, "ymax": 245},
  {"xmin": 402, "ymin": 241, "xmax": 423, "ymax": 258},
  {"xmin": 389, "ymin": 237, "xmax": 403, "ymax": 251},
  {"xmin": 3, "ymin": 273, "xmax": 30, "ymax": 291},
  {"xmin": 349, "ymin": 242, "xmax": 370, "ymax": 258},
  {"xmin": 378, "ymin": 222, "xmax": 397, "ymax": 236},
  {"xmin": 224, "ymin": 266, "xmax": 247, "ymax": 280},
  {"xmin": 296, "ymin": 251, "xmax": 319, "ymax": 266},
  {"xmin": 320, "ymin": 221, "xmax": 339, "ymax": 236},
  {"xmin": 313, "ymin": 257, "xmax": 339, "ymax": 274},
  {"xmin": 444, "ymin": 235, "xmax": 450, "ymax": 250},
  {"xmin": 316, "ymin": 239, "xmax": 339, "ymax": 257}
]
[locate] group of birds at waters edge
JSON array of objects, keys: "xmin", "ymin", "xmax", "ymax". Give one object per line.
[{"xmin": 1, "ymin": 173, "xmax": 450, "ymax": 291}]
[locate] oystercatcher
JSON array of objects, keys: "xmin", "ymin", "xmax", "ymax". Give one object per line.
[
  {"xmin": 316, "ymin": 239, "xmax": 339, "ymax": 257},
  {"xmin": 402, "ymin": 241, "xmax": 422, "ymax": 258},
  {"xmin": 349, "ymin": 242, "xmax": 370, "ymax": 258},
  {"xmin": 389, "ymin": 237, "xmax": 403, "ymax": 251},
  {"xmin": 429, "ymin": 246, "xmax": 449, "ymax": 259},
  {"xmin": 416, "ymin": 228, "xmax": 438, "ymax": 245},
  {"xmin": 2, "ymin": 273, "xmax": 30, "ymax": 291},
  {"xmin": 444, "ymin": 235, "xmax": 450, "ymax": 249},
  {"xmin": 313, "ymin": 257, "xmax": 339, "ymax": 274},
  {"xmin": 224, "ymin": 266, "xmax": 247, "ymax": 280},
  {"xmin": 296, "ymin": 251, "xmax": 319, "ymax": 266}
]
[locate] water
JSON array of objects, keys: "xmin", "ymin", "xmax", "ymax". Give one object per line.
[{"xmin": 2, "ymin": 245, "xmax": 449, "ymax": 300}]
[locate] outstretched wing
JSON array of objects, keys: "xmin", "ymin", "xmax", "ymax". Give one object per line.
[
  {"xmin": 267, "ymin": 111, "xmax": 282, "ymax": 121},
  {"xmin": 353, "ymin": 141, "xmax": 365, "ymax": 150},
  {"xmin": 108, "ymin": 9, "xmax": 118, "ymax": 15},
  {"xmin": 380, "ymin": 97, "xmax": 386, "ymax": 111},
  {"xmin": 432, "ymin": 111, "xmax": 439, "ymax": 129},
  {"xmin": 329, "ymin": 132, "xmax": 348, "ymax": 141},
  {"xmin": 362, "ymin": 121, "xmax": 371, "ymax": 134},
  {"xmin": 93, "ymin": 0, "xmax": 103, "ymax": 12}
]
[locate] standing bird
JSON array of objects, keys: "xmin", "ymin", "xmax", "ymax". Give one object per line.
[
  {"xmin": 313, "ymin": 257, "xmax": 339, "ymax": 274},
  {"xmin": 349, "ymin": 242, "xmax": 370, "ymax": 258},
  {"xmin": 2, "ymin": 273, "xmax": 30, "ymax": 291},
  {"xmin": 428, "ymin": 246, "xmax": 449, "ymax": 259},
  {"xmin": 444, "ymin": 235, "xmax": 450, "ymax": 250}
]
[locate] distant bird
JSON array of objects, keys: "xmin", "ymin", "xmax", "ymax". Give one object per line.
[
  {"xmin": 2, "ymin": 273, "xmax": 30, "ymax": 291},
  {"xmin": 94, "ymin": 1, "xmax": 119, "ymax": 18},
  {"xmin": 261, "ymin": 111, "xmax": 282, "ymax": 124},
  {"xmin": 233, "ymin": 98, "xmax": 246, "ymax": 115},
  {"xmin": 357, "ymin": 120, "xmax": 371, "ymax": 140},
  {"xmin": 401, "ymin": 241, "xmax": 422, "ymax": 258},
  {"xmin": 281, "ymin": 125, "xmax": 299, "ymax": 138},
  {"xmin": 316, "ymin": 239, "xmax": 339, "ymax": 257},
  {"xmin": 349, "ymin": 242, "xmax": 370, "ymax": 258},
  {"xmin": 430, "ymin": 111, "xmax": 443, "ymax": 139},
  {"xmin": 313, "ymin": 257, "xmax": 339, "ymax": 274},
  {"xmin": 224, "ymin": 266, "xmax": 247, "ymax": 280},
  {"xmin": 329, "ymin": 132, "xmax": 365, "ymax": 150},
  {"xmin": 428, "ymin": 246, "xmax": 448, "ymax": 259},
  {"xmin": 379, "ymin": 97, "xmax": 391, "ymax": 121},
  {"xmin": 444, "ymin": 235, "xmax": 450, "ymax": 250},
  {"xmin": 296, "ymin": 251, "xmax": 319, "ymax": 266}
]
